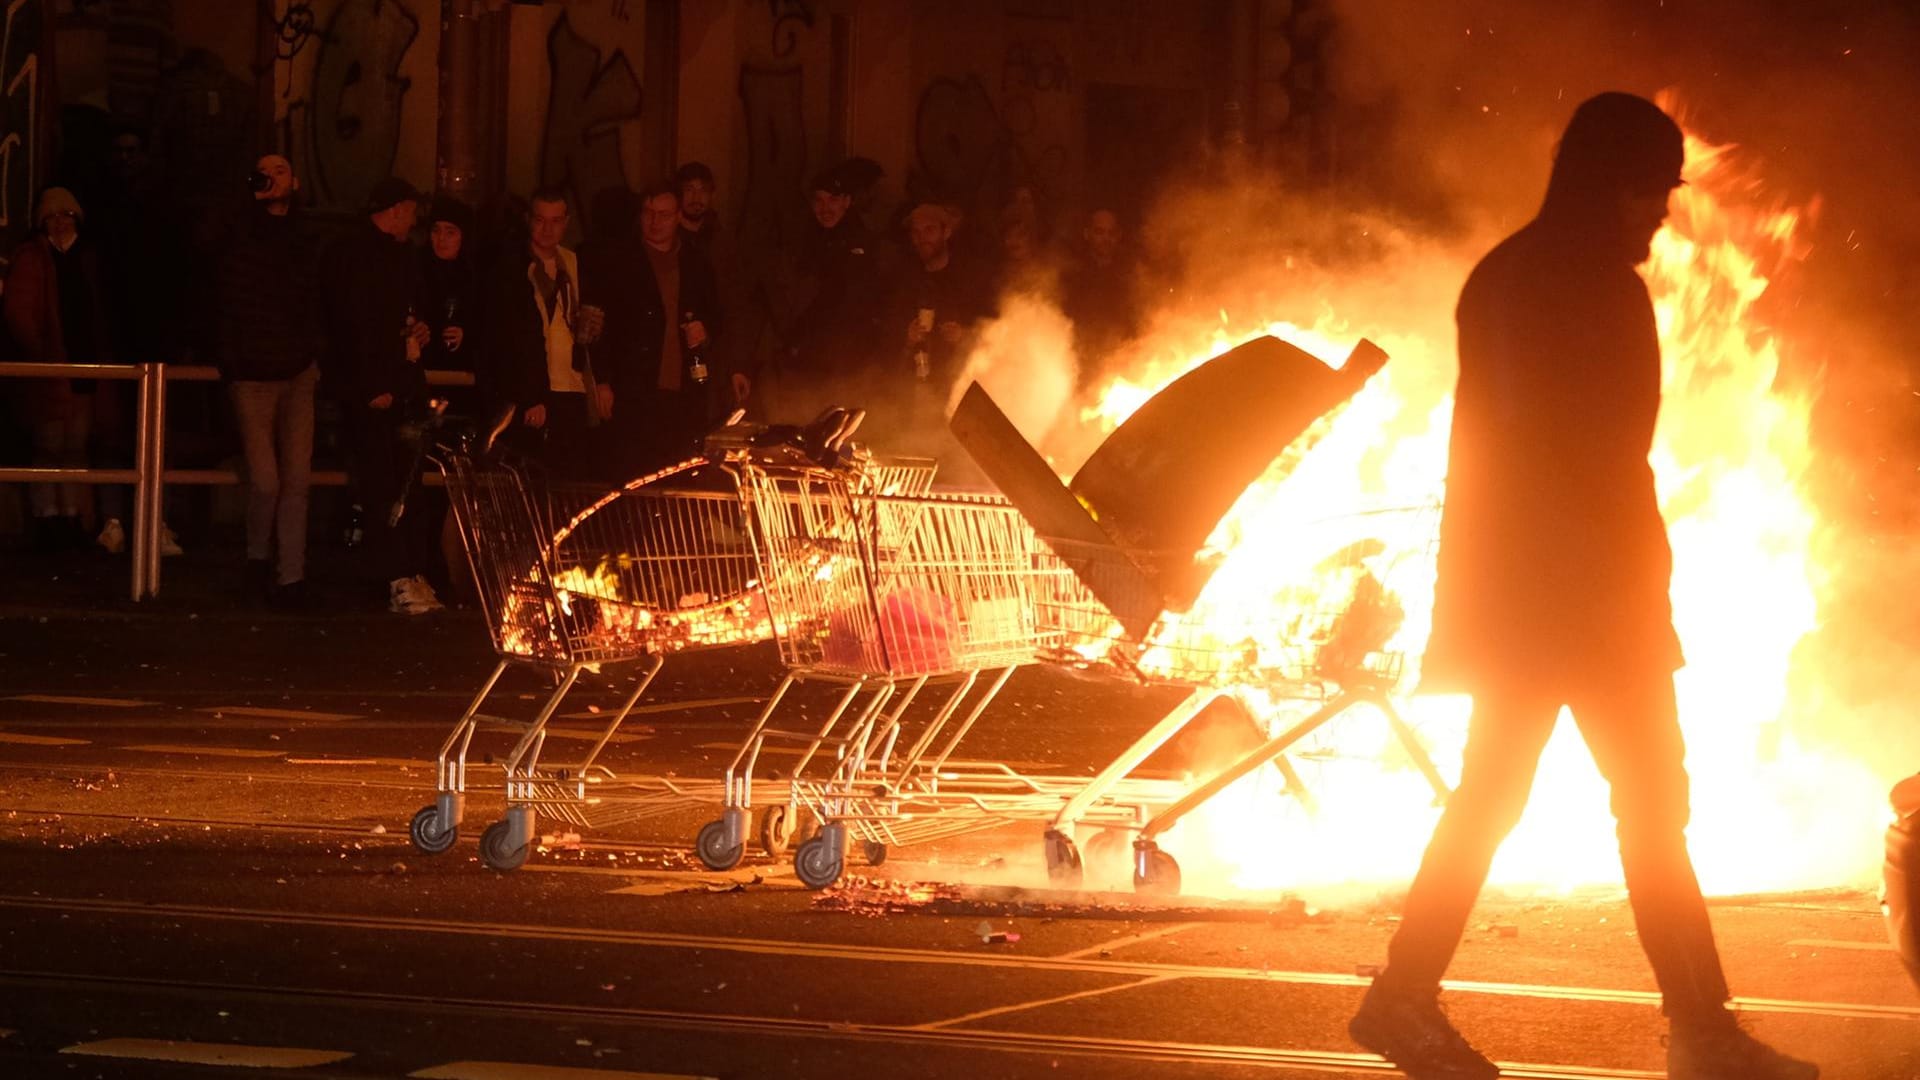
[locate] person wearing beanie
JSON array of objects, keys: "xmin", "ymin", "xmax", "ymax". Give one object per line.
[
  {"xmin": 319, "ymin": 175, "xmax": 445, "ymax": 616},
  {"xmin": 6, "ymin": 186, "xmax": 114, "ymax": 553},
  {"xmin": 1347, "ymin": 93, "xmax": 1818, "ymax": 1080},
  {"xmin": 419, "ymin": 194, "xmax": 479, "ymax": 373}
]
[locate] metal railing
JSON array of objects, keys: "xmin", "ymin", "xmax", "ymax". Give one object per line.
[{"xmin": 0, "ymin": 361, "xmax": 476, "ymax": 601}]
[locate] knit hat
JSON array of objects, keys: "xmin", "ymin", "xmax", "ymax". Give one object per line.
[
  {"xmin": 426, "ymin": 194, "xmax": 475, "ymax": 235},
  {"xmin": 36, "ymin": 187, "xmax": 81, "ymax": 225}
]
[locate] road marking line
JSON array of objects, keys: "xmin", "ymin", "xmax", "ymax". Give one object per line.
[
  {"xmin": 1787, "ymin": 938, "xmax": 1896, "ymax": 952},
  {"xmin": 0, "ymin": 732, "xmax": 90, "ymax": 746},
  {"xmin": 6, "ymin": 694, "xmax": 154, "ymax": 708},
  {"xmin": 122, "ymin": 744, "xmax": 285, "ymax": 759},
  {"xmin": 197, "ymin": 706, "xmax": 362, "ymax": 722},
  {"xmin": 1054, "ymin": 921, "xmax": 1202, "ymax": 960},
  {"xmin": 412, "ymin": 1062, "xmax": 716, "ymax": 1079},
  {"xmin": 58, "ymin": 1037, "xmax": 353, "ymax": 1067},
  {"xmin": 916, "ymin": 974, "xmax": 1183, "ymax": 1029}
]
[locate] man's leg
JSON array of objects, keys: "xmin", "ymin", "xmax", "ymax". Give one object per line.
[
  {"xmin": 228, "ymin": 379, "xmax": 283, "ymax": 568},
  {"xmin": 1379, "ymin": 683, "xmax": 1561, "ymax": 994},
  {"xmin": 1571, "ymin": 674, "xmax": 1817, "ymax": 1079},
  {"xmin": 1568, "ymin": 674, "xmax": 1728, "ymax": 1018},
  {"xmin": 1350, "ymin": 683, "xmax": 1560, "ymax": 1078},
  {"xmin": 272, "ymin": 365, "xmax": 317, "ymax": 588}
]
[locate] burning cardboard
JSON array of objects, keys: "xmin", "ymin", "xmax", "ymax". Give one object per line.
[{"xmin": 950, "ymin": 334, "xmax": 1387, "ymax": 634}]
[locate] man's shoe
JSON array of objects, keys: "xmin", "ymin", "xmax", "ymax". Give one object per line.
[
  {"xmin": 96, "ymin": 518, "xmax": 126, "ymax": 554},
  {"xmin": 159, "ymin": 524, "xmax": 184, "ymax": 557},
  {"xmin": 1669, "ymin": 1012, "xmax": 1818, "ymax": 1080},
  {"xmin": 1349, "ymin": 981, "xmax": 1499, "ymax": 1080},
  {"xmin": 268, "ymin": 579, "xmax": 316, "ymax": 612},
  {"xmin": 389, "ymin": 575, "xmax": 444, "ymax": 615}
]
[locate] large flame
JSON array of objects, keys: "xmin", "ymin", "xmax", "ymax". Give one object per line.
[{"xmin": 1051, "ymin": 117, "xmax": 1884, "ymax": 897}]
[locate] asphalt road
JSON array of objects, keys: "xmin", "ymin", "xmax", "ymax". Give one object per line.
[{"xmin": 0, "ymin": 550, "xmax": 1914, "ymax": 1079}]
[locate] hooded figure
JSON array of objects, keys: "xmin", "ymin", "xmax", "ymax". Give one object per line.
[
  {"xmin": 1349, "ymin": 94, "xmax": 1820, "ymax": 1080},
  {"xmin": 1422, "ymin": 91, "xmax": 1687, "ymax": 692}
]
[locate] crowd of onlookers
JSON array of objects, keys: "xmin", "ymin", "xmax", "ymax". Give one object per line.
[{"xmin": 1, "ymin": 129, "xmax": 1147, "ymax": 614}]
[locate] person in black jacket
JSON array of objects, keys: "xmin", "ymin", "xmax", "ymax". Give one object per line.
[
  {"xmin": 214, "ymin": 154, "xmax": 325, "ymax": 608},
  {"xmin": 418, "ymin": 195, "xmax": 479, "ymax": 377},
  {"xmin": 1347, "ymin": 93, "xmax": 1818, "ymax": 1080},
  {"xmin": 320, "ymin": 177, "xmax": 442, "ymax": 615},
  {"xmin": 784, "ymin": 166, "xmax": 883, "ymax": 408},
  {"xmin": 476, "ymin": 186, "xmax": 606, "ymax": 479},
  {"xmin": 573, "ymin": 180, "xmax": 725, "ymax": 477}
]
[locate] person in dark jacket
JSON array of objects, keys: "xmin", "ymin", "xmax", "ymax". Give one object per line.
[
  {"xmin": 320, "ymin": 177, "xmax": 442, "ymax": 615},
  {"xmin": 213, "ymin": 154, "xmax": 326, "ymax": 607},
  {"xmin": 6, "ymin": 187, "xmax": 114, "ymax": 552},
  {"xmin": 576, "ymin": 180, "xmax": 724, "ymax": 477},
  {"xmin": 1347, "ymin": 93, "xmax": 1818, "ymax": 1080},
  {"xmin": 418, "ymin": 195, "xmax": 479, "ymax": 375},
  {"xmin": 1059, "ymin": 207, "xmax": 1138, "ymax": 383},
  {"xmin": 477, "ymin": 186, "xmax": 606, "ymax": 479},
  {"xmin": 784, "ymin": 166, "xmax": 884, "ymax": 398}
]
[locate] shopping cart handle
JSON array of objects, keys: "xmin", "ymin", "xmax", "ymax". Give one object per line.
[{"xmin": 482, "ymin": 403, "xmax": 517, "ymax": 455}]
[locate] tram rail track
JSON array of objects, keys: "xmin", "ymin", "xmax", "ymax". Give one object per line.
[
  {"xmin": 0, "ymin": 893, "xmax": 1909, "ymax": 1025},
  {"xmin": 0, "ymin": 966, "xmax": 1668, "ymax": 1079}
]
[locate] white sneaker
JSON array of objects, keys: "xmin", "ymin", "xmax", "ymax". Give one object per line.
[
  {"xmin": 96, "ymin": 518, "xmax": 126, "ymax": 554},
  {"xmin": 160, "ymin": 524, "xmax": 184, "ymax": 557},
  {"xmin": 389, "ymin": 574, "xmax": 445, "ymax": 615}
]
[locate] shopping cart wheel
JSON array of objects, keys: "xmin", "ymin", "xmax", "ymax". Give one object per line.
[
  {"xmin": 861, "ymin": 840, "xmax": 888, "ymax": 867},
  {"xmin": 1083, "ymin": 828, "xmax": 1126, "ymax": 868},
  {"xmin": 1043, "ymin": 828, "xmax": 1083, "ymax": 889},
  {"xmin": 794, "ymin": 835, "xmax": 845, "ymax": 890},
  {"xmin": 696, "ymin": 819, "xmax": 745, "ymax": 871},
  {"xmin": 479, "ymin": 819, "xmax": 529, "ymax": 871},
  {"xmin": 409, "ymin": 804, "xmax": 459, "ymax": 855},
  {"xmin": 1132, "ymin": 843, "xmax": 1181, "ymax": 897},
  {"xmin": 758, "ymin": 804, "xmax": 799, "ymax": 857}
]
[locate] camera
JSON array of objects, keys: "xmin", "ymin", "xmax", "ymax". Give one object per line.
[{"xmin": 249, "ymin": 169, "xmax": 272, "ymax": 194}]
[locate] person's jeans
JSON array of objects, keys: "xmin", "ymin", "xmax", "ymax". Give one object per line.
[
  {"xmin": 228, "ymin": 364, "xmax": 317, "ymax": 586},
  {"xmin": 1379, "ymin": 673, "xmax": 1731, "ymax": 1022},
  {"xmin": 28, "ymin": 380, "xmax": 90, "ymax": 518},
  {"xmin": 345, "ymin": 402, "xmax": 438, "ymax": 585}
]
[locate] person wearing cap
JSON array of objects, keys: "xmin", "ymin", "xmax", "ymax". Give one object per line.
[
  {"xmin": 213, "ymin": 153, "xmax": 325, "ymax": 607},
  {"xmin": 319, "ymin": 176, "xmax": 444, "ymax": 616},
  {"xmin": 783, "ymin": 163, "xmax": 885, "ymax": 406},
  {"xmin": 1348, "ymin": 93, "xmax": 1818, "ymax": 1080},
  {"xmin": 6, "ymin": 186, "xmax": 115, "ymax": 553}
]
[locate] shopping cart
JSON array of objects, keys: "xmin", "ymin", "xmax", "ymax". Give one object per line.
[
  {"xmin": 1030, "ymin": 502, "xmax": 1453, "ymax": 894},
  {"xmin": 408, "ymin": 452, "xmax": 776, "ymax": 869},
  {"xmin": 699, "ymin": 469, "xmax": 1173, "ymax": 888}
]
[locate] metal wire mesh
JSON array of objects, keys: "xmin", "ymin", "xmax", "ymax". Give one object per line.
[{"xmin": 442, "ymin": 457, "xmax": 773, "ymax": 667}]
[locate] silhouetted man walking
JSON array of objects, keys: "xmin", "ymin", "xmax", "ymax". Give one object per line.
[{"xmin": 1347, "ymin": 93, "xmax": 1817, "ymax": 1080}]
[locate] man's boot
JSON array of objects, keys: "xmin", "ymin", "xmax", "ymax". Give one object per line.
[
  {"xmin": 1349, "ymin": 980, "xmax": 1500, "ymax": 1079},
  {"xmin": 1668, "ymin": 1010, "xmax": 1818, "ymax": 1080}
]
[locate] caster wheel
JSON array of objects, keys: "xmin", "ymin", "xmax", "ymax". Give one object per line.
[
  {"xmin": 478, "ymin": 819, "xmax": 528, "ymax": 871},
  {"xmin": 409, "ymin": 804, "xmax": 458, "ymax": 855},
  {"xmin": 1043, "ymin": 828, "xmax": 1083, "ymax": 889},
  {"xmin": 1083, "ymin": 828, "xmax": 1126, "ymax": 868},
  {"xmin": 1133, "ymin": 845, "xmax": 1182, "ymax": 896},
  {"xmin": 861, "ymin": 840, "xmax": 888, "ymax": 867},
  {"xmin": 695, "ymin": 818, "xmax": 744, "ymax": 871},
  {"xmin": 794, "ymin": 835, "xmax": 845, "ymax": 890},
  {"xmin": 759, "ymin": 804, "xmax": 800, "ymax": 856}
]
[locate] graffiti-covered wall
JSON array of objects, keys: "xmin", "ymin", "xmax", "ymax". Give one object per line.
[
  {"xmin": 500, "ymin": 0, "xmax": 653, "ymax": 218},
  {"xmin": 268, "ymin": 0, "xmax": 435, "ymax": 214},
  {"xmin": 0, "ymin": 0, "xmax": 49, "ymax": 254}
]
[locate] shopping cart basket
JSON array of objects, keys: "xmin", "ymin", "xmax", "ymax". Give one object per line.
[
  {"xmin": 1030, "ymin": 502, "xmax": 1453, "ymax": 894},
  {"xmin": 409, "ymin": 453, "xmax": 775, "ymax": 869}
]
